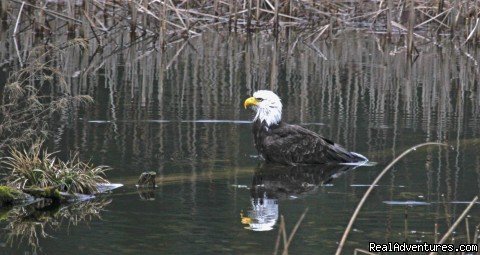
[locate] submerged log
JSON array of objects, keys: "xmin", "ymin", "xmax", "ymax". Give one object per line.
[
  {"xmin": 22, "ymin": 186, "xmax": 62, "ymax": 201},
  {"xmin": 22, "ymin": 186, "xmax": 87, "ymax": 203},
  {"xmin": 137, "ymin": 171, "xmax": 156, "ymax": 188}
]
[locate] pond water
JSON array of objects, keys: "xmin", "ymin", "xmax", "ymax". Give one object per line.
[{"xmin": 1, "ymin": 29, "xmax": 480, "ymax": 254}]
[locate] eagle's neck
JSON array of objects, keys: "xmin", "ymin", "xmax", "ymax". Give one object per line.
[{"xmin": 254, "ymin": 106, "xmax": 282, "ymax": 127}]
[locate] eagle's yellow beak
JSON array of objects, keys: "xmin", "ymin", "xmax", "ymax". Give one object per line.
[
  {"xmin": 244, "ymin": 97, "xmax": 258, "ymax": 109},
  {"xmin": 241, "ymin": 216, "xmax": 252, "ymax": 224},
  {"xmin": 240, "ymin": 211, "xmax": 252, "ymax": 224}
]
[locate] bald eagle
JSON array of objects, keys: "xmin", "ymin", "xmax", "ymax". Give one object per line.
[{"xmin": 244, "ymin": 90, "xmax": 368, "ymax": 165}]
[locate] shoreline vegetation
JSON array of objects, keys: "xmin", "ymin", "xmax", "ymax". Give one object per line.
[{"xmin": 2, "ymin": 0, "xmax": 479, "ymax": 47}]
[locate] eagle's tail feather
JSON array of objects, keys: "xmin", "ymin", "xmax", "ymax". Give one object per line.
[
  {"xmin": 336, "ymin": 152, "xmax": 370, "ymax": 166},
  {"xmin": 350, "ymin": 152, "xmax": 368, "ymax": 162}
]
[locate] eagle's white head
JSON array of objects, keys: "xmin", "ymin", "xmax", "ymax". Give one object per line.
[{"xmin": 244, "ymin": 90, "xmax": 282, "ymax": 127}]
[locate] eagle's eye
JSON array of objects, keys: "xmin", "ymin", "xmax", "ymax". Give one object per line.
[{"xmin": 256, "ymin": 98, "xmax": 264, "ymax": 102}]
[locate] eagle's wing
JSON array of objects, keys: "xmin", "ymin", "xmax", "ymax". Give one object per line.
[{"xmin": 263, "ymin": 124, "xmax": 360, "ymax": 164}]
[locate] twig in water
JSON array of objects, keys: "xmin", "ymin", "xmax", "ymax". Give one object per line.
[
  {"xmin": 281, "ymin": 215, "xmax": 288, "ymax": 253},
  {"xmin": 335, "ymin": 142, "xmax": 447, "ymax": 255},
  {"xmin": 274, "ymin": 218, "xmax": 283, "ymax": 255},
  {"xmin": 282, "ymin": 208, "xmax": 309, "ymax": 255}
]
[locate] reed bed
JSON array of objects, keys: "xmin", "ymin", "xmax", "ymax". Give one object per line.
[{"xmin": 1, "ymin": 0, "xmax": 479, "ymax": 48}]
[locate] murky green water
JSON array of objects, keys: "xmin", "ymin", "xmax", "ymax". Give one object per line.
[{"xmin": 1, "ymin": 29, "xmax": 480, "ymax": 254}]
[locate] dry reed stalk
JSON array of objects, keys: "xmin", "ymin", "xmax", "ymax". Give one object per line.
[
  {"xmin": 83, "ymin": 10, "xmax": 101, "ymax": 45},
  {"xmin": 256, "ymin": 0, "xmax": 260, "ymax": 22},
  {"xmin": 281, "ymin": 208, "xmax": 308, "ymax": 255},
  {"xmin": 264, "ymin": 0, "xmax": 274, "ymax": 10},
  {"xmin": 234, "ymin": 0, "xmax": 239, "ymax": 31},
  {"xmin": 464, "ymin": 18, "xmax": 479, "ymax": 45},
  {"xmin": 311, "ymin": 24, "xmax": 329, "ymax": 43},
  {"xmin": 466, "ymin": 217, "xmax": 471, "ymax": 243},
  {"xmin": 214, "ymin": 0, "xmax": 219, "ymax": 17},
  {"xmin": 428, "ymin": 196, "xmax": 478, "ymax": 255},
  {"xmin": 160, "ymin": 0, "xmax": 167, "ymax": 48},
  {"xmin": 273, "ymin": 216, "xmax": 283, "ymax": 255},
  {"xmin": 386, "ymin": 0, "xmax": 393, "ymax": 36},
  {"xmin": 407, "ymin": 0, "xmax": 415, "ymax": 56},
  {"xmin": 438, "ymin": 0, "xmax": 445, "ymax": 15},
  {"xmin": 273, "ymin": 0, "xmax": 279, "ymax": 35},
  {"xmin": 228, "ymin": 0, "xmax": 233, "ymax": 29},
  {"xmin": 474, "ymin": 224, "xmax": 480, "ymax": 245},
  {"xmin": 335, "ymin": 142, "xmax": 447, "ymax": 255},
  {"xmin": 273, "ymin": 208, "xmax": 308, "ymax": 255},
  {"xmin": 167, "ymin": 0, "xmax": 187, "ymax": 29},
  {"xmin": 415, "ymin": 7, "xmax": 452, "ymax": 29},
  {"xmin": 66, "ymin": 0, "xmax": 76, "ymax": 36},
  {"xmin": 354, "ymin": 249, "xmax": 379, "ymax": 255},
  {"xmin": 247, "ymin": 0, "xmax": 252, "ymax": 32},
  {"xmin": 281, "ymin": 215, "xmax": 288, "ymax": 252},
  {"xmin": 13, "ymin": 1, "xmax": 25, "ymax": 36},
  {"xmin": 12, "ymin": 36, "xmax": 23, "ymax": 67},
  {"xmin": 33, "ymin": 5, "xmax": 45, "ymax": 36},
  {"xmin": 11, "ymin": 0, "xmax": 82, "ymax": 24},
  {"xmin": 0, "ymin": 0, "xmax": 8, "ymax": 22},
  {"xmin": 142, "ymin": 0, "xmax": 148, "ymax": 36},
  {"xmin": 129, "ymin": 1, "xmax": 137, "ymax": 37},
  {"xmin": 258, "ymin": 8, "xmax": 304, "ymax": 22},
  {"xmin": 166, "ymin": 40, "xmax": 188, "ymax": 69}
]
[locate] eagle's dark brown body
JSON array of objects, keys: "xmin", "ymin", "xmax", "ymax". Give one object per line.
[{"xmin": 252, "ymin": 120, "xmax": 366, "ymax": 165}]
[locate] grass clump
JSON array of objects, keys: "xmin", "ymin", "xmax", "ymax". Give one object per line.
[{"xmin": 3, "ymin": 142, "xmax": 110, "ymax": 195}]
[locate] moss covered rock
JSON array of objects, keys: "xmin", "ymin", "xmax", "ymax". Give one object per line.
[{"xmin": 0, "ymin": 186, "xmax": 31, "ymax": 206}]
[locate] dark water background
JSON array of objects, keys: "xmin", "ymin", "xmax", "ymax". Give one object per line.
[{"xmin": 1, "ymin": 29, "xmax": 480, "ymax": 254}]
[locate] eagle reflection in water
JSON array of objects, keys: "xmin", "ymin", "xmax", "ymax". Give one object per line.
[{"xmin": 240, "ymin": 163, "xmax": 358, "ymax": 231}]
